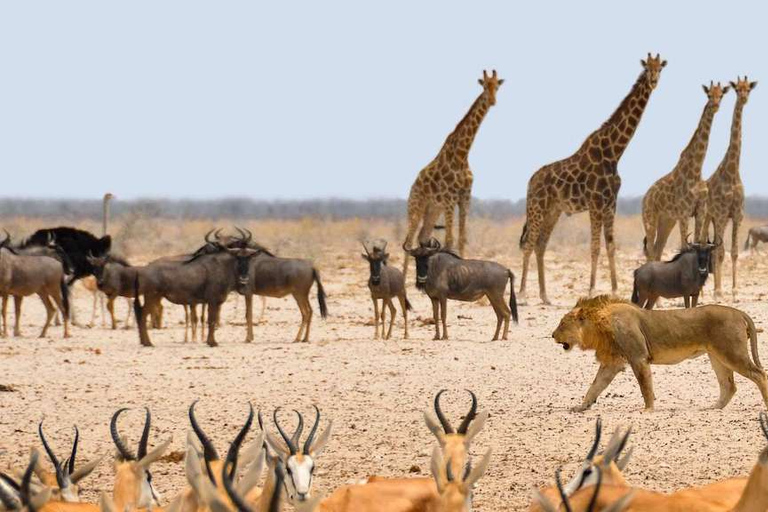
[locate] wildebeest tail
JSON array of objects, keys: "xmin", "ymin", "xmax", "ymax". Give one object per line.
[
  {"xmin": 313, "ymin": 268, "xmax": 328, "ymax": 319},
  {"xmin": 519, "ymin": 221, "xmax": 529, "ymax": 249},
  {"xmin": 404, "ymin": 297, "xmax": 413, "ymax": 311},
  {"xmin": 631, "ymin": 271, "xmax": 640, "ymax": 305},
  {"xmin": 508, "ymin": 270, "xmax": 519, "ymax": 324},
  {"xmin": 60, "ymin": 279, "xmax": 70, "ymax": 319},
  {"xmin": 133, "ymin": 275, "xmax": 143, "ymax": 325},
  {"xmin": 744, "ymin": 312, "xmax": 762, "ymax": 369}
]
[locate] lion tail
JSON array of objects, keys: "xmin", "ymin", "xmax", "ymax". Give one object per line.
[{"xmin": 745, "ymin": 312, "xmax": 762, "ymax": 369}]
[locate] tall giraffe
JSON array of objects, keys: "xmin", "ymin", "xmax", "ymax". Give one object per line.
[
  {"xmin": 642, "ymin": 82, "xmax": 729, "ymax": 261},
  {"xmin": 519, "ymin": 54, "xmax": 666, "ymax": 304},
  {"xmin": 402, "ymin": 70, "xmax": 503, "ymax": 275},
  {"xmin": 704, "ymin": 76, "xmax": 757, "ymax": 299}
]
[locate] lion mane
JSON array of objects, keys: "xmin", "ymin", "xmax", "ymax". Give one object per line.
[{"xmin": 574, "ymin": 295, "xmax": 630, "ymax": 364}]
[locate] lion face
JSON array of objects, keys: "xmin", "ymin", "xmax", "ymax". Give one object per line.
[{"xmin": 552, "ymin": 308, "xmax": 583, "ymax": 351}]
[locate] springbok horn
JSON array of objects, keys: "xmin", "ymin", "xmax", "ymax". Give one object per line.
[
  {"xmin": 760, "ymin": 412, "xmax": 768, "ymax": 441},
  {"xmin": 20, "ymin": 452, "xmax": 38, "ymax": 509},
  {"xmin": 110, "ymin": 409, "xmax": 135, "ymax": 461},
  {"xmin": 228, "ymin": 403, "xmax": 254, "ymax": 479},
  {"xmin": 290, "ymin": 411, "xmax": 304, "ymax": 452},
  {"xmin": 586, "ymin": 417, "xmax": 602, "ymax": 461},
  {"xmin": 587, "ymin": 465, "xmax": 603, "ymax": 511},
  {"xmin": 303, "ymin": 405, "xmax": 321, "ymax": 455},
  {"xmin": 38, "ymin": 421, "xmax": 66, "ymax": 489},
  {"xmin": 555, "ymin": 468, "xmax": 573, "ymax": 512},
  {"xmin": 273, "ymin": 408, "xmax": 297, "ymax": 455},
  {"xmin": 0, "ymin": 472, "xmax": 19, "ymax": 510},
  {"xmin": 138, "ymin": 408, "xmax": 151, "ymax": 460},
  {"xmin": 68, "ymin": 427, "xmax": 79, "ymax": 476},
  {"xmin": 434, "ymin": 390, "xmax": 454, "ymax": 434},
  {"xmin": 204, "ymin": 229, "xmax": 215, "ymax": 244},
  {"xmin": 456, "ymin": 390, "xmax": 477, "ymax": 435},
  {"xmin": 189, "ymin": 401, "xmax": 220, "ymax": 462}
]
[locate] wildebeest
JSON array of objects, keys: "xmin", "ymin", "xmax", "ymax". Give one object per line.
[
  {"xmin": 235, "ymin": 230, "xmax": 327, "ymax": 343},
  {"xmin": 86, "ymin": 254, "xmax": 148, "ymax": 330},
  {"xmin": 631, "ymin": 241, "xmax": 716, "ymax": 309},
  {"xmin": 0, "ymin": 233, "xmax": 70, "ymax": 338},
  {"xmin": 20, "ymin": 227, "xmax": 111, "ymax": 284},
  {"xmin": 405, "ymin": 238, "xmax": 518, "ymax": 340},
  {"xmin": 134, "ymin": 243, "xmax": 260, "ymax": 347},
  {"xmin": 745, "ymin": 226, "xmax": 768, "ymax": 253},
  {"xmin": 362, "ymin": 239, "xmax": 411, "ymax": 340}
]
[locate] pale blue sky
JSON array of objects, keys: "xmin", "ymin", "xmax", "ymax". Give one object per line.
[{"xmin": 0, "ymin": 1, "xmax": 763, "ymax": 200}]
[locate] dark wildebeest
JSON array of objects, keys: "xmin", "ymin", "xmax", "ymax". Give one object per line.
[
  {"xmin": 745, "ymin": 226, "xmax": 768, "ymax": 254},
  {"xmin": 20, "ymin": 227, "xmax": 111, "ymax": 284},
  {"xmin": 631, "ymin": 241, "xmax": 717, "ymax": 309},
  {"xmin": 234, "ymin": 230, "xmax": 328, "ymax": 344},
  {"xmin": 405, "ymin": 238, "xmax": 518, "ymax": 340},
  {"xmin": 134, "ymin": 244, "xmax": 260, "ymax": 347},
  {"xmin": 86, "ymin": 254, "xmax": 148, "ymax": 331},
  {"xmin": 0, "ymin": 234, "xmax": 71, "ymax": 338},
  {"xmin": 361, "ymin": 239, "xmax": 411, "ymax": 340}
]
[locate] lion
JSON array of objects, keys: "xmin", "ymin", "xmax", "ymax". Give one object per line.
[{"xmin": 552, "ymin": 295, "xmax": 768, "ymax": 412}]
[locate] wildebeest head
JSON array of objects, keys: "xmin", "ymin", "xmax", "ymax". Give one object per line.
[
  {"xmin": 361, "ymin": 240, "xmax": 389, "ymax": 285},
  {"xmin": 86, "ymin": 253, "xmax": 109, "ymax": 286},
  {"xmin": 226, "ymin": 247, "xmax": 262, "ymax": 288},
  {"xmin": 404, "ymin": 238, "xmax": 442, "ymax": 290}
]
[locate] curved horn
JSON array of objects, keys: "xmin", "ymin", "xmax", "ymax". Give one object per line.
[
  {"xmin": 402, "ymin": 241, "xmax": 410, "ymax": 253},
  {"xmin": 434, "ymin": 390, "xmax": 454, "ymax": 434},
  {"xmin": 68, "ymin": 426, "xmax": 79, "ymax": 476},
  {"xmin": 290, "ymin": 411, "xmax": 304, "ymax": 452},
  {"xmin": 362, "ymin": 240, "xmax": 372, "ymax": 256},
  {"xmin": 555, "ymin": 468, "xmax": 573, "ymax": 512},
  {"xmin": 138, "ymin": 408, "xmax": 151, "ymax": 460},
  {"xmin": 587, "ymin": 465, "xmax": 603, "ymax": 511},
  {"xmin": 586, "ymin": 417, "xmax": 603, "ymax": 461},
  {"xmin": 242, "ymin": 228, "xmax": 252, "ymax": 244},
  {"xmin": 235, "ymin": 227, "xmax": 248, "ymax": 243},
  {"xmin": 456, "ymin": 390, "xmax": 477, "ymax": 435},
  {"xmin": 228, "ymin": 403, "xmax": 254, "ymax": 479},
  {"xmin": 303, "ymin": 405, "xmax": 321, "ymax": 455},
  {"xmin": 189, "ymin": 401, "xmax": 220, "ymax": 462},
  {"xmin": 431, "ymin": 238, "xmax": 442, "ymax": 250},
  {"xmin": 214, "ymin": 228, "xmax": 224, "ymax": 240},
  {"xmin": 38, "ymin": 421, "xmax": 66, "ymax": 489},
  {"xmin": 110, "ymin": 409, "xmax": 135, "ymax": 461},
  {"xmin": 204, "ymin": 229, "xmax": 215, "ymax": 244},
  {"xmin": 21, "ymin": 452, "xmax": 38, "ymax": 509},
  {"xmin": 273, "ymin": 408, "xmax": 297, "ymax": 455},
  {"xmin": 380, "ymin": 240, "xmax": 388, "ymax": 252}
]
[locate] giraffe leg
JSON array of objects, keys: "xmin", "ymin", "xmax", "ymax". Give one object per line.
[
  {"xmin": 712, "ymin": 220, "xmax": 727, "ymax": 301},
  {"xmin": 588, "ymin": 211, "xmax": 604, "ymax": 298},
  {"xmin": 418, "ymin": 205, "xmax": 441, "ymax": 245},
  {"xmin": 641, "ymin": 208, "xmax": 657, "ymax": 262},
  {"xmin": 458, "ymin": 193, "xmax": 470, "ymax": 256},
  {"xmin": 402, "ymin": 199, "xmax": 424, "ymax": 282},
  {"xmin": 652, "ymin": 217, "xmax": 676, "ymax": 261},
  {"xmin": 519, "ymin": 207, "xmax": 546, "ymax": 305},
  {"xmin": 603, "ymin": 210, "xmax": 618, "ymax": 294},
  {"xmin": 443, "ymin": 205, "xmax": 455, "ymax": 251},
  {"xmin": 731, "ymin": 215, "xmax": 742, "ymax": 300},
  {"xmin": 535, "ymin": 210, "xmax": 561, "ymax": 305},
  {"xmin": 679, "ymin": 217, "xmax": 691, "ymax": 250}
]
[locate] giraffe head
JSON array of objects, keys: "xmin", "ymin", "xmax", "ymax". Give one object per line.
[
  {"xmin": 478, "ymin": 70, "xmax": 504, "ymax": 106},
  {"xmin": 640, "ymin": 53, "xmax": 666, "ymax": 89},
  {"xmin": 702, "ymin": 81, "xmax": 730, "ymax": 111},
  {"xmin": 729, "ymin": 76, "xmax": 758, "ymax": 104}
]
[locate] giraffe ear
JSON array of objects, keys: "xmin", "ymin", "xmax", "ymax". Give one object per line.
[
  {"xmin": 640, "ymin": 59, "xmax": 647, "ymax": 68},
  {"xmin": 722, "ymin": 86, "xmax": 731, "ymax": 94},
  {"xmin": 750, "ymin": 81, "xmax": 758, "ymax": 90},
  {"xmin": 661, "ymin": 60, "xmax": 667, "ymax": 68},
  {"xmin": 730, "ymin": 81, "xmax": 738, "ymax": 89},
  {"xmin": 478, "ymin": 78, "xmax": 484, "ymax": 86},
  {"xmin": 497, "ymin": 79, "xmax": 505, "ymax": 86},
  {"xmin": 702, "ymin": 84, "xmax": 710, "ymax": 94}
]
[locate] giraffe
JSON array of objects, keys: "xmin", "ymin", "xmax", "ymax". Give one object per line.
[
  {"xmin": 704, "ymin": 76, "xmax": 757, "ymax": 300},
  {"xmin": 519, "ymin": 54, "xmax": 666, "ymax": 305},
  {"xmin": 402, "ymin": 70, "xmax": 503, "ymax": 277},
  {"xmin": 641, "ymin": 82, "xmax": 729, "ymax": 261}
]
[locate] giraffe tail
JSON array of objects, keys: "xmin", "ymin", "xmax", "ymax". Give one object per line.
[
  {"xmin": 744, "ymin": 231, "xmax": 751, "ymax": 252},
  {"xmin": 519, "ymin": 220, "xmax": 529, "ymax": 249}
]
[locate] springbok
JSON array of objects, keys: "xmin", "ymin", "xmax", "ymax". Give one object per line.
[
  {"xmin": 362, "ymin": 240, "xmax": 411, "ymax": 340},
  {"xmin": 259, "ymin": 406, "xmax": 332, "ymax": 504},
  {"xmin": 37, "ymin": 422, "xmax": 101, "ymax": 502},
  {"xmin": 534, "ymin": 465, "xmax": 635, "ymax": 512},
  {"xmin": 109, "ymin": 408, "xmax": 172, "ymax": 511},
  {"xmin": 0, "ymin": 452, "xmax": 53, "ymax": 512}
]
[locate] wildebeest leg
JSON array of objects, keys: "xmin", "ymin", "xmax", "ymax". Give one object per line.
[
  {"xmin": 487, "ymin": 294, "xmax": 503, "ymax": 341},
  {"xmin": 379, "ymin": 299, "xmax": 387, "ymax": 339},
  {"xmin": 13, "ymin": 295, "xmax": 23, "ymax": 337},
  {"xmin": 205, "ymin": 302, "xmax": 220, "ymax": 347},
  {"xmin": 431, "ymin": 298, "xmax": 440, "ymax": 340},
  {"xmin": 123, "ymin": 298, "xmax": 133, "ymax": 329},
  {"xmin": 629, "ymin": 360, "xmax": 655, "ymax": 412},
  {"xmin": 1, "ymin": 295, "xmax": 7, "ymax": 338},
  {"xmin": 692, "ymin": 291, "xmax": 700, "ymax": 308},
  {"xmin": 372, "ymin": 297, "xmax": 380, "ymax": 340},
  {"xmin": 645, "ymin": 296, "xmax": 658, "ymax": 310},
  {"xmin": 137, "ymin": 296, "xmax": 156, "ymax": 347},
  {"xmin": 107, "ymin": 296, "xmax": 117, "ymax": 330},
  {"xmin": 398, "ymin": 294, "xmax": 409, "ymax": 339},
  {"xmin": 190, "ymin": 305, "xmax": 199, "ymax": 342},
  {"xmin": 683, "ymin": 295, "xmax": 690, "ymax": 308},
  {"xmin": 573, "ymin": 363, "xmax": 623, "ymax": 412},
  {"xmin": 443, "ymin": 206, "xmax": 455, "ymax": 251},
  {"xmin": 302, "ymin": 295, "xmax": 313, "ymax": 343},
  {"xmin": 708, "ymin": 356, "xmax": 736, "ymax": 409},
  {"xmin": 491, "ymin": 293, "xmax": 511, "ymax": 340},
  {"xmin": 49, "ymin": 291, "xmax": 70, "ymax": 339},
  {"xmin": 440, "ymin": 297, "xmax": 448, "ymax": 340},
  {"xmin": 200, "ymin": 304, "xmax": 206, "ymax": 338},
  {"xmin": 244, "ymin": 293, "xmax": 254, "ymax": 343},
  {"xmin": 38, "ymin": 294, "xmax": 55, "ymax": 338},
  {"xmin": 385, "ymin": 299, "xmax": 396, "ymax": 340},
  {"xmin": 183, "ymin": 305, "xmax": 190, "ymax": 343}
]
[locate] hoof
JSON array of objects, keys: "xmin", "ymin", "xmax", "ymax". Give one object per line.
[
  {"xmin": 141, "ymin": 342, "xmax": 154, "ymax": 348},
  {"xmin": 207, "ymin": 341, "xmax": 218, "ymax": 347},
  {"xmin": 570, "ymin": 405, "xmax": 589, "ymax": 413}
]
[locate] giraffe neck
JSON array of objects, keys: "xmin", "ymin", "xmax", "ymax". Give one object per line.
[
  {"xmin": 591, "ymin": 71, "xmax": 654, "ymax": 161},
  {"xmin": 444, "ymin": 92, "xmax": 492, "ymax": 164},
  {"xmin": 723, "ymin": 98, "xmax": 745, "ymax": 174},
  {"xmin": 676, "ymin": 101, "xmax": 718, "ymax": 179}
]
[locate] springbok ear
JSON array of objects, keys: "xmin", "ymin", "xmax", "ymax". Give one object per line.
[
  {"xmin": 237, "ymin": 434, "xmax": 265, "ymax": 472},
  {"xmin": 263, "ymin": 431, "xmax": 290, "ymax": 459},
  {"xmin": 236, "ymin": 447, "xmax": 265, "ymax": 496},
  {"xmin": 532, "ymin": 489, "xmax": 558, "ymax": 512},
  {"xmin": 464, "ymin": 448, "xmax": 492, "ymax": 488},
  {"xmin": 463, "ymin": 410, "xmax": 489, "ymax": 445},
  {"xmin": 186, "ymin": 430, "xmax": 203, "ymax": 454},
  {"xmin": 430, "ymin": 446, "xmax": 446, "ymax": 493},
  {"xmin": 424, "ymin": 412, "xmax": 444, "ymax": 443},
  {"xmin": 30, "ymin": 487, "xmax": 52, "ymax": 512},
  {"xmin": 99, "ymin": 491, "xmax": 116, "ymax": 512},
  {"xmin": 165, "ymin": 493, "xmax": 185, "ymax": 512},
  {"xmin": 70, "ymin": 456, "xmax": 103, "ymax": 483},
  {"xmin": 617, "ymin": 446, "xmax": 634, "ymax": 471},
  {"xmin": 309, "ymin": 421, "xmax": 333, "ymax": 457},
  {"xmin": 184, "ymin": 444, "xmax": 203, "ymax": 488},
  {"xmin": 138, "ymin": 437, "xmax": 172, "ymax": 470},
  {"xmin": 193, "ymin": 475, "xmax": 230, "ymax": 512}
]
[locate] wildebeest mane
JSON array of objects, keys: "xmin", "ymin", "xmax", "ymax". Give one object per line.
[{"xmin": 667, "ymin": 245, "xmax": 696, "ymax": 263}]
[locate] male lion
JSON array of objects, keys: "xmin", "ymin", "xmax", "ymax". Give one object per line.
[{"xmin": 553, "ymin": 295, "xmax": 768, "ymax": 412}]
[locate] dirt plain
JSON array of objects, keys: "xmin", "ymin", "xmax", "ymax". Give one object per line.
[{"xmin": 2, "ymin": 214, "xmax": 768, "ymax": 511}]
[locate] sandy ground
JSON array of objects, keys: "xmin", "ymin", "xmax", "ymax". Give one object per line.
[{"xmin": 2, "ymin": 216, "xmax": 768, "ymax": 511}]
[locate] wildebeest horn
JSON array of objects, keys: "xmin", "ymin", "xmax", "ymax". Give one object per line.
[
  {"xmin": 586, "ymin": 417, "xmax": 603, "ymax": 461},
  {"xmin": 38, "ymin": 421, "xmax": 67, "ymax": 489},
  {"xmin": 110, "ymin": 409, "xmax": 135, "ymax": 461},
  {"xmin": 456, "ymin": 390, "xmax": 477, "ymax": 435},
  {"xmin": 228, "ymin": 403, "xmax": 254, "ymax": 479},
  {"xmin": 303, "ymin": 405, "xmax": 321, "ymax": 455},
  {"xmin": 204, "ymin": 229, "xmax": 215, "ymax": 243},
  {"xmin": 235, "ymin": 227, "xmax": 248, "ymax": 241},
  {"xmin": 138, "ymin": 408, "xmax": 151, "ymax": 460},
  {"xmin": 760, "ymin": 412, "xmax": 768, "ymax": 442},
  {"xmin": 430, "ymin": 238, "xmax": 442, "ymax": 250},
  {"xmin": 434, "ymin": 390, "xmax": 454, "ymax": 434},
  {"xmin": 362, "ymin": 240, "xmax": 372, "ymax": 256},
  {"xmin": 189, "ymin": 401, "xmax": 220, "ymax": 462},
  {"xmin": 214, "ymin": 228, "xmax": 223, "ymax": 240},
  {"xmin": 273, "ymin": 408, "xmax": 298, "ymax": 455}
]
